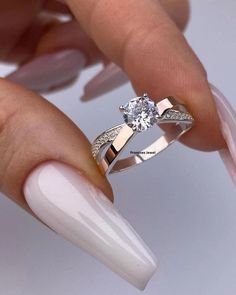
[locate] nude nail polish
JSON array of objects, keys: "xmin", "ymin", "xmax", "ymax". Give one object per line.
[
  {"xmin": 23, "ymin": 161, "xmax": 157, "ymax": 289},
  {"xmin": 211, "ymin": 84, "xmax": 236, "ymax": 184},
  {"xmin": 7, "ymin": 49, "xmax": 86, "ymax": 92},
  {"xmin": 81, "ymin": 63, "xmax": 128, "ymax": 101}
]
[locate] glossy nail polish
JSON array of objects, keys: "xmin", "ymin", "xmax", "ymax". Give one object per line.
[
  {"xmin": 23, "ymin": 161, "xmax": 157, "ymax": 289},
  {"xmin": 81, "ymin": 63, "xmax": 128, "ymax": 101},
  {"xmin": 7, "ymin": 49, "xmax": 86, "ymax": 92},
  {"xmin": 211, "ymin": 84, "xmax": 236, "ymax": 184}
]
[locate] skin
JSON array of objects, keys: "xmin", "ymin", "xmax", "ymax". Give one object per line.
[{"xmin": 0, "ymin": 0, "xmax": 225, "ymax": 213}]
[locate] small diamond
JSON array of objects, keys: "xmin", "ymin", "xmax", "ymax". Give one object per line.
[
  {"xmin": 120, "ymin": 94, "xmax": 159, "ymax": 132},
  {"xmin": 165, "ymin": 113, "xmax": 171, "ymax": 118}
]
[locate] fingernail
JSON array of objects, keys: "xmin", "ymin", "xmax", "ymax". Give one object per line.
[
  {"xmin": 23, "ymin": 161, "xmax": 157, "ymax": 289},
  {"xmin": 81, "ymin": 63, "xmax": 128, "ymax": 101},
  {"xmin": 7, "ymin": 49, "xmax": 86, "ymax": 92},
  {"xmin": 210, "ymin": 84, "xmax": 236, "ymax": 184}
]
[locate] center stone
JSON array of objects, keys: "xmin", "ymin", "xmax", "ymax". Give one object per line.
[{"xmin": 120, "ymin": 94, "xmax": 159, "ymax": 132}]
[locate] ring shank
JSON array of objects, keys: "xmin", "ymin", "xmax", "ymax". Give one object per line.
[{"xmin": 99, "ymin": 122, "xmax": 191, "ymax": 174}]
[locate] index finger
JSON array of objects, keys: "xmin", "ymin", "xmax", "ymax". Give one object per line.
[{"xmin": 65, "ymin": 0, "xmax": 225, "ymax": 151}]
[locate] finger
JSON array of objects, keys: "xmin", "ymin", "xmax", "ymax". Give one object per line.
[
  {"xmin": 0, "ymin": 78, "xmax": 157, "ymax": 289},
  {"xmin": 159, "ymin": 0, "xmax": 190, "ymax": 31},
  {"xmin": 1, "ymin": 0, "xmax": 188, "ymax": 94},
  {"xmin": 66, "ymin": 0, "xmax": 225, "ymax": 151},
  {"xmin": 6, "ymin": 0, "xmax": 189, "ymax": 92},
  {"xmin": 0, "ymin": 78, "xmax": 112, "ymax": 205},
  {"xmin": 81, "ymin": 0, "xmax": 190, "ymax": 101},
  {"xmin": 0, "ymin": 0, "xmax": 43, "ymax": 60},
  {"xmin": 35, "ymin": 20, "xmax": 103, "ymax": 64},
  {"xmin": 6, "ymin": 21, "xmax": 103, "ymax": 92},
  {"xmin": 4, "ymin": 14, "xmax": 59, "ymax": 64},
  {"xmin": 0, "ymin": 0, "xmax": 99, "ymax": 92},
  {"xmin": 43, "ymin": 0, "xmax": 71, "ymax": 14}
]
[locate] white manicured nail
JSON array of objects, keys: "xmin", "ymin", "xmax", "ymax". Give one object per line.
[
  {"xmin": 23, "ymin": 161, "xmax": 157, "ymax": 289},
  {"xmin": 7, "ymin": 49, "xmax": 86, "ymax": 92},
  {"xmin": 81, "ymin": 63, "xmax": 128, "ymax": 101}
]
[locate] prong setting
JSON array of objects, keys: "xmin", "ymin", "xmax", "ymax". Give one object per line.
[
  {"xmin": 119, "ymin": 93, "xmax": 159, "ymax": 132},
  {"xmin": 119, "ymin": 105, "xmax": 125, "ymax": 112}
]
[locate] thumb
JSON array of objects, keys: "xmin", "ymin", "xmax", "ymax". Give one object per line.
[{"xmin": 0, "ymin": 78, "xmax": 157, "ymax": 289}]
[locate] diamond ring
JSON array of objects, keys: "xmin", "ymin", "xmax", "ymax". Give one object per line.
[{"xmin": 91, "ymin": 93, "xmax": 194, "ymax": 175}]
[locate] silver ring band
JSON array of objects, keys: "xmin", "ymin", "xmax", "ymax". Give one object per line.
[{"xmin": 91, "ymin": 94, "xmax": 194, "ymax": 175}]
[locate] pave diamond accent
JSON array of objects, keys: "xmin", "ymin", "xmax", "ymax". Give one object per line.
[
  {"xmin": 120, "ymin": 94, "xmax": 159, "ymax": 132},
  {"xmin": 92, "ymin": 125, "xmax": 123, "ymax": 159},
  {"xmin": 162, "ymin": 109, "xmax": 194, "ymax": 122}
]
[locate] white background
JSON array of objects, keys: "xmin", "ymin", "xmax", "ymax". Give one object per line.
[{"xmin": 0, "ymin": 0, "xmax": 235, "ymax": 294}]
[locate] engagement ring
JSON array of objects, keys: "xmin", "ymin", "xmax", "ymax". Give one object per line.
[{"xmin": 91, "ymin": 93, "xmax": 194, "ymax": 175}]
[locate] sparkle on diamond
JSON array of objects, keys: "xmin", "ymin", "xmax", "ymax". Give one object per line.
[{"xmin": 120, "ymin": 94, "xmax": 159, "ymax": 132}]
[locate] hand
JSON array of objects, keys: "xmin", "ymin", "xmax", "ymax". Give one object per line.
[
  {"xmin": 0, "ymin": 0, "xmax": 235, "ymax": 290},
  {"xmin": 4, "ymin": 0, "xmax": 188, "ymax": 91}
]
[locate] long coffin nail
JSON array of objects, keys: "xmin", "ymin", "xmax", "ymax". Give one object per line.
[
  {"xmin": 7, "ymin": 49, "xmax": 86, "ymax": 92},
  {"xmin": 81, "ymin": 63, "xmax": 128, "ymax": 101},
  {"xmin": 210, "ymin": 84, "xmax": 236, "ymax": 184},
  {"xmin": 23, "ymin": 161, "xmax": 157, "ymax": 289}
]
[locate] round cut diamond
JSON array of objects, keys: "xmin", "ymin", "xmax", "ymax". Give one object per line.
[{"xmin": 120, "ymin": 94, "xmax": 159, "ymax": 132}]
